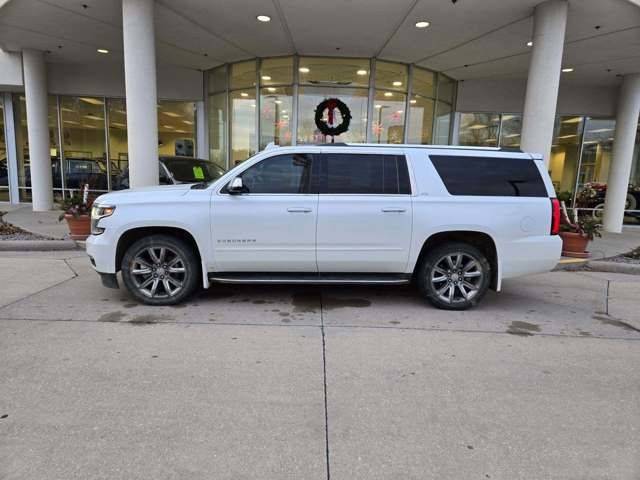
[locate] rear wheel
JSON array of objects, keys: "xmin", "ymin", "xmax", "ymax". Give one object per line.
[
  {"xmin": 121, "ymin": 234, "xmax": 199, "ymax": 306},
  {"xmin": 416, "ymin": 242, "xmax": 491, "ymax": 310}
]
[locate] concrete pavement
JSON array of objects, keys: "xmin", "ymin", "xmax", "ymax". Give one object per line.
[{"xmin": 0, "ymin": 251, "xmax": 639, "ymax": 479}]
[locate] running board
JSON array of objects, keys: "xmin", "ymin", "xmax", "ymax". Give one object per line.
[{"xmin": 208, "ymin": 272, "xmax": 411, "ymax": 285}]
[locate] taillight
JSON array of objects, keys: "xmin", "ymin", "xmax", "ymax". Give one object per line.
[{"xmin": 550, "ymin": 198, "xmax": 560, "ymax": 235}]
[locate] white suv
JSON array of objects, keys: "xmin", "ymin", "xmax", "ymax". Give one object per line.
[{"xmin": 86, "ymin": 144, "xmax": 562, "ymax": 310}]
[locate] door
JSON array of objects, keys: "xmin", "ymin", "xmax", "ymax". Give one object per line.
[
  {"xmin": 211, "ymin": 152, "xmax": 318, "ymax": 272},
  {"xmin": 316, "ymin": 151, "xmax": 413, "ymax": 273}
]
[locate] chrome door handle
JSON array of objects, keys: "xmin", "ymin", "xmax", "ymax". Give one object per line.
[
  {"xmin": 287, "ymin": 207, "xmax": 312, "ymax": 213},
  {"xmin": 381, "ymin": 208, "xmax": 406, "ymax": 213}
]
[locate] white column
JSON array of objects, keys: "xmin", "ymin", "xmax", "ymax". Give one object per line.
[
  {"xmin": 520, "ymin": 0, "xmax": 568, "ymax": 165},
  {"xmin": 603, "ymin": 74, "xmax": 640, "ymax": 233},
  {"xmin": 122, "ymin": 0, "xmax": 158, "ymax": 188},
  {"xmin": 22, "ymin": 49, "xmax": 53, "ymax": 210}
]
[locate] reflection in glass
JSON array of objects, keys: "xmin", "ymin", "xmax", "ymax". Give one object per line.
[
  {"xmin": 260, "ymin": 87, "xmax": 293, "ymax": 149},
  {"xmin": 548, "ymin": 116, "xmax": 584, "ymax": 198},
  {"xmin": 458, "ymin": 113, "xmax": 499, "ymax": 146},
  {"xmin": 230, "ymin": 90, "xmax": 257, "ymax": 165},
  {"xmin": 208, "ymin": 92, "xmax": 227, "ymax": 167},
  {"xmin": 230, "ymin": 60, "xmax": 257, "ymax": 90},
  {"xmin": 298, "ymin": 57, "xmax": 370, "ymax": 88},
  {"xmin": 375, "ymin": 61, "xmax": 408, "ymax": 93},
  {"xmin": 407, "ymin": 96, "xmax": 434, "ymax": 144},
  {"xmin": 297, "ymin": 86, "xmax": 368, "ymax": 144},
  {"xmin": 158, "ymin": 101, "xmax": 196, "ymax": 157},
  {"xmin": 208, "ymin": 65, "xmax": 227, "ymax": 94},
  {"xmin": 499, "ymin": 114, "xmax": 522, "ymax": 148},
  {"xmin": 437, "ymin": 74, "xmax": 455, "ymax": 104},
  {"xmin": 0, "ymin": 100, "xmax": 7, "ymax": 201},
  {"xmin": 108, "ymin": 98, "xmax": 128, "ymax": 173},
  {"xmin": 433, "ymin": 102, "xmax": 452, "ymax": 145},
  {"xmin": 260, "ymin": 57, "xmax": 293, "ymax": 86},
  {"xmin": 372, "ymin": 91, "xmax": 406, "ymax": 144}
]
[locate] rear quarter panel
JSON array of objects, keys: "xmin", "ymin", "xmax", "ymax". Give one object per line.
[{"xmin": 406, "ymin": 149, "xmax": 562, "ymax": 286}]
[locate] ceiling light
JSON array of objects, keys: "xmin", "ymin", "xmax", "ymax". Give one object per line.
[
  {"xmin": 409, "ymin": 99, "xmax": 417, "ymax": 104},
  {"xmin": 557, "ymin": 134, "xmax": 576, "ymax": 139},
  {"xmin": 250, "ymin": 103, "xmax": 256, "ymax": 107},
  {"xmin": 392, "ymin": 81, "xmax": 402, "ymax": 87},
  {"xmin": 562, "ymin": 117, "xmax": 582, "ymax": 124},
  {"xmin": 468, "ymin": 124, "xmax": 488, "ymax": 130},
  {"xmin": 97, "ymin": 48, "xmax": 109, "ymax": 54},
  {"xmin": 589, "ymin": 128, "xmax": 613, "ymax": 133},
  {"xmin": 240, "ymin": 92, "xmax": 249, "ymax": 97},
  {"xmin": 356, "ymin": 69, "xmax": 368, "ymax": 76},
  {"xmin": 299, "ymin": 67, "xmax": 310, "ymax": 73},
  {"xmin": 562, "ymin": 67, "xmax": 574, "ymax": 73},
  {"xmin": 415, "ymin": 21, "xmax": 430, "ymax": 28},
  {"xmin": 396, "ymin": 110, "xmax": 403, "ymax": 114},
  {"xmin": 267, "ymin": 87, "xmax": 276, "ymax": 92},
  {"xmin": 83, "ymin": 114, "xmax": 104, "ymax": 121},
  {"xmin": 526, "ymin": 41, "xmax": 533, "ymax": 47},
  {"xmin": 111, "ymin": 122, "xmax": 126, "ymax": 128},
  {"xmin": 261, "ymin": 75, "xmax": 271, "ymax": 81},
  {"xmin": 182, "ymin": 120, "xmax": 194, "ymax": 125},
  {"xmin": 374, "ymin": 104, "xmax": 382, "ymax": 109},
  {"xmin": 274, "ymin": 100, "xmax": 282, "ymax": 104},
  {"xmin": 162, "ymin": 111, "xmax": 180, "ymax": 117},
  {"xmin": 163, "ymin": 125, "xmax": 174, "ymax": 129},
  {"xmin": 256, "ymin": 15, "xmax": 271, "ymax": 22},
  {"xmin": 384, "ymin": 92, "xmax": 393, "ymax": 97},
  {"xmin": 79, "ymin": 97, "xmax": 104, "ymax": 106}
]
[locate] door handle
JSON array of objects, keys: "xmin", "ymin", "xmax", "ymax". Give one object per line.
[
  {"xmin": 287, "ymin": 207, "xmax": 312, "ymax": 213},
  {"xmin": 381, "ymin": 208, "xmax": 406, "ymax": 213}
]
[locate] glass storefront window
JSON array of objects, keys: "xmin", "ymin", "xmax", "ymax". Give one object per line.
[
  {"xmin": 437, "ymin": 74, "xmax": 455, "ymax": 104},
  {"xmin": 297, "ymin": 86, "xmax": 368, "ymax": 144},
  {"xmin": 260, "ymin": 57, "xmax": 293, "ymax": 86},
  {"xmin": 260, "ymin": 86, "xmax": 293, "ymax": 149},
  {"xmin": 208, "ymin": 92, "xmax": 227, "ymax": 167},
  {"xmin": 208, "ymin": 65, "xmax": 227, "ymax": 94},
  {"xmin": 60, "ymin": 96, "xmax": 107, "ymax": 192},
  {"xmin": 230, "ymin": 60, "xmax": 257, "ymax": 90},
  {"xmin": 407, "ymin": 96, "xmax": 434, "ymax": 144},
  {"xmin": 158, "ymin": 101, "xmax": 196, "ymax": 157},
  {"xmin": 412, "ymin": 67, "xmax": 436, "ymax": 99},
  {"xmin": 499, "ymin": 114, "xmax": 522, "ymax": 148},
  {"xmin": 230, "ymin": 89, "xmax": 257, "ymax": 165},
  {"xmin": 372, "ymin": 90, "xmax": 406, "ymax": 144},
  {"xmin": 298, "ymin": 57, "xmax": 370, "ymax": 88},
  {"xmin": 0, "ymin": 100, "xmax": 7, "ymax": 202},
  {"xmin": 549, "ymin": 116, "xmax": 584, "ymax": 197},
  {"xmin": 433, "ymin": 102, "xmax": 452, "ymax": 145},
  {"xmin": 458, "ymin": 112, "xmax": 499, "ymax": 146},
  {"xmin": 375, "ymin": 61, "xmax": 408, "ymax": 93},
  {"xmin": 107, "ymin": 98, "xmax": 128, "ymax": 173},
  {"xmin": 577, "ymin": 118, "xmax": 615, "ymax": 189}
]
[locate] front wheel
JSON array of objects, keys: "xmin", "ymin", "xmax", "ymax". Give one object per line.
[
  {"xmin": 416, "ymin": 242, "xmax": 491, "ymax": 310},
  {"xmin": 121, "ymin": 234, "xmax": 199, "ymax": 306}
]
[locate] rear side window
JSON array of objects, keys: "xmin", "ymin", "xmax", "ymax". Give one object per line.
[
  {"xmin": 320, "ymin": 153, "xmax": 411, "ymax": 194},
  {"xmin": 429, "ymin": 155, "xmax": 547, "ymax": 197}
]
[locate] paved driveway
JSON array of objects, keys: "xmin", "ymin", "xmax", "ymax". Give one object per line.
[{"xmin": 0, "ymin": 251, "xmax": 639, "ymax": 479}]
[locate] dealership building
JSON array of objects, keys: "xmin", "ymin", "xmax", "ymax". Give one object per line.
[{"xmin": 0, "ymin": 0, "xmax": 639, "ymax": 232}]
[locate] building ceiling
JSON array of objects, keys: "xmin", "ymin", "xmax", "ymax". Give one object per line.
[{"xmin": 0, "ymin": 0, "xmax": 638, "ymax": 86}]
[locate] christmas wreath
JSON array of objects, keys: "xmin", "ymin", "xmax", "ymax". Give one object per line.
[{"xmin": 314, "ymin": 98, "xmax": 351, "ymax": 137}]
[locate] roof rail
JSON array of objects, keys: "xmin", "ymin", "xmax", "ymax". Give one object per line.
[{"xmin": 308, "ymin": 142, "xmax": 516, "ymax": 152}]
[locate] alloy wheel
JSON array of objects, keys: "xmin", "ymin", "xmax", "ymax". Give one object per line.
[
  {"xmin": 130, "ymin": 246, "xmax": 187, "ymax": 299},
  {"xmin": 430, "ymin": 252, "xmax": 484, "ymax": 304}
]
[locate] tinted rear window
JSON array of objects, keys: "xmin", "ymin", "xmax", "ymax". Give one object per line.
[
  {"xmin": 321, "ymin": 153, "xmax": 411, "ymax": 194},
  {"xmin": 429, "ymin": 155, "xmax": 547, "ymax": 197}
]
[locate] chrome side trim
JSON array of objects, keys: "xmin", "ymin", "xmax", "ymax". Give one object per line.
[{"xmin": 209, "ymin": 276, "xmax": 410, "ymax": 285}]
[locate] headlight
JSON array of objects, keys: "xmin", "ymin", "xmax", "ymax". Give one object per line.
[{"xmin": 91, "ymin": 204, "xmax": 116, "ymax": 235}]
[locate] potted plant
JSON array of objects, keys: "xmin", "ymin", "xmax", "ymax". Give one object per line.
[
  {"xmin": 58, "ymin": 184, "xmax": 94, "ymax": 240},
  {"xmin": 558, "ymin": 201, "xmax": 602, "ymax": 258}
]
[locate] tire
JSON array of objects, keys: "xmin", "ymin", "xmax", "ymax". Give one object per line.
[
  {"xmin": 121, "ymin": 234, "xmax": 200, "ymax": 306},
  {"xmin": 416, "ymin": 242, "xmax": 491, "ymax": 310}
]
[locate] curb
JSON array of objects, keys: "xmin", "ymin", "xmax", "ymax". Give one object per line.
[
  {"xmin": 0, "ymin": 240, "xmax": 81, "ymax": 251},
  {"xmin": 588, "ymin": 260, "xmax": 640, "ymax": 275}
]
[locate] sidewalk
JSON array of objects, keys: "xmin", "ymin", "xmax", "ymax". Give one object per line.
[{"xmin": 0, "ymin": 203, "xmax": 69, "ymax": 240}]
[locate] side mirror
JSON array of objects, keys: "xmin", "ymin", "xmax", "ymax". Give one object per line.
[{"xmin": 228, "ymin": 176, "xmax": 246, "ymax": 194}]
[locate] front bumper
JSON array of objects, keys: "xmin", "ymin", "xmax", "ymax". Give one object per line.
[{"xmin": 86, "ymin": 231, "xmax": 118, "ymax": 274}]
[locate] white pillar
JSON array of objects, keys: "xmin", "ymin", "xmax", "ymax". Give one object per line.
[
  {"xmin": 520, "ymin": 0, "xmax": 568, "ymax": 165},
  {"xmin": 122, "ymin": 0, "xmax": 158, "ymax": 188},
  {"xmin": 603, "ymin": 74, "xmax": 640, "ymax": 233},
  {"xmin": 22, "ymin": 49, "xmax": 53, "ymax": 210}
]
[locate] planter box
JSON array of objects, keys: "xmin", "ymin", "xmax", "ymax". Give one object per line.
[
  {"xmin": 559, "ymin": 231, "xmax": 590, "ymax": 258},
  {"xmin": 63, "ymin": 214, "xmax": 91, "ymax": 241}
]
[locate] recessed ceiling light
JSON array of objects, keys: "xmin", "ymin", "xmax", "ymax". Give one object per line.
[
  {"xmin": 384, "ymin": 92, "xmax": 393, "ymax": 97},
  {"xmin": 392, "ymin": 81, "xmax": 402, "ymax": 86},
  {"xmin": 97, "ymin": 48, "xmax": 109, "ymax": 54},
  {"xmin": 256, "ymin": 15, "xmax": 271, "ymax": 22},
  {"xmin": 526, "ymin": 41, "xmax": 533, "ymax": 47},
  {"xmin": 415, "ymin": 21, "xmax": 430, "ymax": 28},
  {"xmin": 562, "ymin": 67, "xmax": 574, "ymax": 73},
  {"xmin": 240, "ymin": 92, "xmax": 249, "ymax": 97},
  {"xmin": 261, "ymin": 75, "xmax": 271, "ymax": 81},
  {"xmin": 267, "ymin": 87, "xmax": 276, "ymax": 92},
  {"xmin": 356, "ymin": 69, "xmax": 368, "ymax": 76},
  {"xmin": 299, "ymin": 67, "xmax": 310, "ymax": 73},
  {"xmin": 410, "ymin": 99, "xmax": 417, "ymax": 104}
]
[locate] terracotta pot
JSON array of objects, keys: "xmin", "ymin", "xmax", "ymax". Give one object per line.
[
  {"xmin": 559, "ymin": 231, "xmax": 590, "ymax": 258},
  {"xmin": 64, "ymin": 213, "xmax": 91, "ymax": 240}
]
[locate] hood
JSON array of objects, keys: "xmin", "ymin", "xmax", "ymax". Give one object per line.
[{"xmin": 94, "ymin": 184, "xmax": 194, "ymax": 205}]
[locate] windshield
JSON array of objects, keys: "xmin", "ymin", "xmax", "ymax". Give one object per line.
[{"xmin": 162, "ymin": 157, "xmax": 226, "ymax": 183}]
